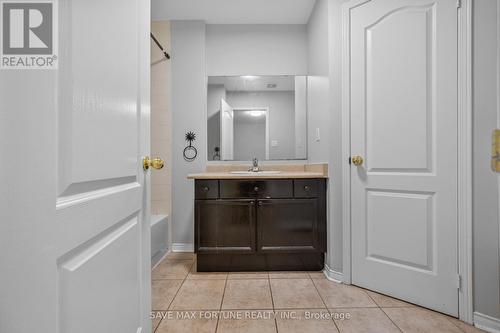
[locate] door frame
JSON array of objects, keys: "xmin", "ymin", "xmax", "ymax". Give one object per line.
[
  {"xmin": 232, "ymin": 107, "xmax": 270, "ymax": 160},
  {"xmin": 497, "ymin": 0, "xmax": 500, "ymax": 323},
  {"xmin": 340, "ymin": 0, "xmax": 473, "ymax": 323}
]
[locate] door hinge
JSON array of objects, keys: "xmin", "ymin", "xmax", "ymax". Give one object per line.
[
  {"xmin": 455, "ymin": 274, "xmax": 462, "ymax": 290},
  {"xmin": 456, "ymin": 0, "xmax": 461, "ymax": 9}
]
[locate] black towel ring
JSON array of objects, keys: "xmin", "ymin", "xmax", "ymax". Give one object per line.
[{"xmin": 183, "ymin": 131, "xmax": 198, "ymax": 162}]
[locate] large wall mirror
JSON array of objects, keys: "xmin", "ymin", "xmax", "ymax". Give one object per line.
[{"xmin": 207, "ymin": 75, "xmax": 307, "ymax": 161}]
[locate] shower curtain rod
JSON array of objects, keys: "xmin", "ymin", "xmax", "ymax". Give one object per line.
[{"xmin": 150, "ymin": 33, "xmax": 170, "ymax": 60}]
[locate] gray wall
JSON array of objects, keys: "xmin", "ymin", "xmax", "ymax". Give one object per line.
[
  {"xmin": 226, "ymin": 91, "xmax": 296, "ymax": 160},
  {"xmin": 325, "ymin": 0, "xmax": 347, "ymax": 274},
  {"xmin": 206, "ymin": 24, "xmax": 308, "ymax": 76},
  {"xmin": 472, "ymin": 0, "xmax": 500, "ymax": 320},
  {"xmin": 171, "ymin": 21, "xmax": 207, "ymax": 245},
  {"xmin": 307, "ymin": 0, "xmax": 342, "ymax": 275},
  {"xmin": 307, "ymin": 0, "xmax": 331, "ymax": 164}
]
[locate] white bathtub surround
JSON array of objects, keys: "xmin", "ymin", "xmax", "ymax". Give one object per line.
[{"xmin": 151, "ymin": 215, "xmax": 169, "ymax": 267}]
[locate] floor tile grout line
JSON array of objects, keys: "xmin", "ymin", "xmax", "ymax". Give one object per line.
[
  {"xmin": 308, "ymin": 276, "xmax": 329, "ymax": 310},
  {"xmin": 156, "ymin": 255, "xmax": 223, "ymax": 332},
  {"xmin": 267, "ymin": 274, "xmax": 279, "ymax": 333},
  {"xmin": 156, "ymin": 307, "xmax": 287, "ymax": 312},
  {"xmin": 378, "ymin": 307, "xmax": 406, "ymax": 333},
  {"xmin": 363, "ymin": 289, "xmax": 405, "ymax": 333},
  {"xmin": 215, "ymin": 270, "xmax": 229, "ymax": 333},
  {"xmin": 219, "ymin": 273, "xmax": 229, "ymax": 311},
  {"xmin": 166, "ymin": 259, "xmax": 194, "ymax": 311},
  {"xmin": 328, "ymin": 306, "xmax": 385, "ymax": 309},
  {"xmin": 152, "ymin": 257, "xmax": 195, "ymax": 331},
  {"xmin": 359, "ymin": 288, "xmax": 381, "ymax": 308},
  {"xmin": 310, "ymin": 277, "xmax": 342, "ymax": 332}
]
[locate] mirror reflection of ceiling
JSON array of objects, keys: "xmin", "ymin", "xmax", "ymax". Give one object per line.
[{"xmin": 208, "ymin": 76, "xmax": 295, "ymax": 92}]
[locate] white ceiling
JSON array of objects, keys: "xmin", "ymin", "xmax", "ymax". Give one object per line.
[{"xmin": 151, "ymin": 0, "xmax": 317, "ymax": 24}]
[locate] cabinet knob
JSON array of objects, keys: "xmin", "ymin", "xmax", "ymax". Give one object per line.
[
  {"xmin": 304, "ymin": 185, "xmax": 310, "ymax": 192},
  {"xmin": 254, "ymin": 186, "xmax": 259, "ymax": 192},
  {"xmin": 203, "ymin": 186, "xmax": 210, "ymax": 192},
  {"xmin": 258, "ymin": 201, "xmax": 263, "ymax": 206}
]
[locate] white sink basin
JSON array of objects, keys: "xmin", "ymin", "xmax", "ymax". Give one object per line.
[{"xmin": 229, "ymin": 170, "xmax": 282, "ymax": 175}]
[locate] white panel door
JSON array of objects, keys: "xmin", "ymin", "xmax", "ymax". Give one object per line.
[
  {"xmin": 348, "ymin": 0, "xmax": 459, "ymax": 315},
  {"xmin": 220, "ymin": 98, "xmax": 234, "ymax": 160},
  {"xmin": 0, "ymin": 0, "xmax": 152, "ymax": 332}
]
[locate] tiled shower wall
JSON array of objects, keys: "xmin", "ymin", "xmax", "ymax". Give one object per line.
[{"xmin": 151, "ymin": 21, "xmax": 172, "ymax": 215}]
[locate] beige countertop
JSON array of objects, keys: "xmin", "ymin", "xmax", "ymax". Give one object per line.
[{"xmin": 187, "ymin": 163, "xmax": 328, "ymax": 180}]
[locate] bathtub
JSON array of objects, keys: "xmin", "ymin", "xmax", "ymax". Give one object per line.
[{"xmin": 151, "ymin": 214, "xmax": 169, "ymax": 267}]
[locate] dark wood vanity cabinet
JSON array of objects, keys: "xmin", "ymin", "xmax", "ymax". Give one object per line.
[{"xmin": 194, "ymin": 178, "xmax": 327, "ymax": 271}]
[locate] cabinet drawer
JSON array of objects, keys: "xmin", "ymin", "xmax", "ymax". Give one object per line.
[
  {"xmin": 195, "ymin": 180, "xmax": 219, "ymax": 199},
  {"xmin": 294, "ymin": 179, "xmax": 320, "ymax": 198},
  {"xmin": 220, "ymin": 180, "xmax": 293, "ymax": 199}
]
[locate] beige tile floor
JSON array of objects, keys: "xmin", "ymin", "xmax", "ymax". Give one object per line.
[{"xmin": 151, "ymin": 253, "xmax": 486, "ymax": 333}]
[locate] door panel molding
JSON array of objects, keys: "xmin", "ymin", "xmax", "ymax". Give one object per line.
[
  {"xmin": 56, "ymin": 180, "xmax": 140, "ymax": 209},
  {"xmin": 365, "ymin": 4, "xmax": 436, "ymax": 174},
  {"xmin": 341, "ymin": 0, "xmax": 473, "ymax": 322},
  {"xmin": 58, "ymin": 217, "xmax": 140, "ymax": 333},
  {"xmin": 365, "ymin": 189, "xmax": 435, "ymax": 272}
]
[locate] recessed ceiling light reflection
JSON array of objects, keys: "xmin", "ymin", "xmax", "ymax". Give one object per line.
[
  {"xmin": 248, "ymin": 110, "xmax": 265, "ymax": 117},
  {"xmin": 241, "ymin": 75, "xmax": 257, "ymax": 80}
]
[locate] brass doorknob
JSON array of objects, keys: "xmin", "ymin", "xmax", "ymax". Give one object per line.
[
  {"xmin": 351, "ymin": 156, "xmax": 364, "ymax": 166},
  {"xmin": 143, "ymin": 156, "xmax": 165, "ymax": 170}
]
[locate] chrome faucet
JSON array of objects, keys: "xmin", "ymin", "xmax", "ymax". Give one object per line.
[{"xmin": 249, "ymin": 157, "xmax": 260, "ymax": 172}]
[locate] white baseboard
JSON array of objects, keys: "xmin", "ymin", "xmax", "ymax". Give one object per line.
[
  {"xmin": 474, "ymin": 312, "xmax": 500, "ymax": 333},
  {"xmin": 171, "ymin": 243, "xmax": 194, "ymax": 252},
  {"xmin": 323, "ymin": 264, "xmax": 344, "ymax": 283}
]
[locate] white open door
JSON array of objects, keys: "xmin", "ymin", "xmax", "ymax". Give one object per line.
[
  {"xmin": 220, "ymin": 98, "xmax": 234, "ymax": 160},
  {"xmin": 0, "ymin": 0, "xmax": 152, "ymax": 332},
  {"xmin": 347, "ymin": 0, "xmax": 459, "ymax": 316}
]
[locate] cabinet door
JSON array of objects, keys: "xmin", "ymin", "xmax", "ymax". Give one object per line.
[
  {"xmin": 195, "ymin": 200, "xmax": 256, "ymax": 254},
  {"xmin": 257, "ymin": 199, "xmax": 319, "ymax": 253}
]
